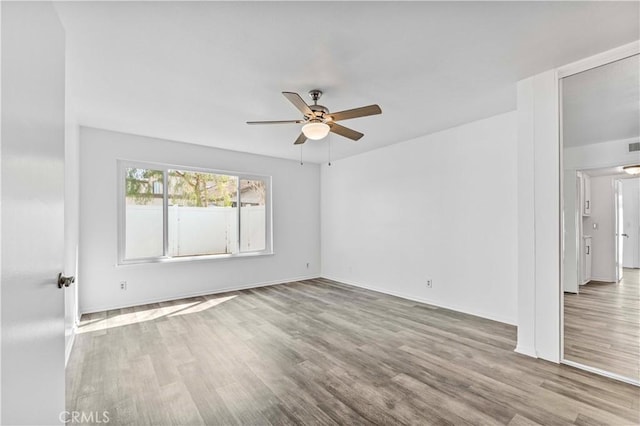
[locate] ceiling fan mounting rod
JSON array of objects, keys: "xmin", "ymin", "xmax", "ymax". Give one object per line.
[{"xmin": 308, "ymin": 89, "xmax": 322, "ymax": 105}]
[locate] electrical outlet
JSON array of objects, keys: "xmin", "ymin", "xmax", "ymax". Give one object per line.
[
  {"xmin": 426, "ymin": 279, "xmax": 433, "ymax": 288},
  {"xmin": 120, "ymin": 281, "xmax": 127, "ymax": 290}
]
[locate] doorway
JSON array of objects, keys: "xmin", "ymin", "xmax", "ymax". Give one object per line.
[{"xmin": 563, "ymin": 168, "xmax": 639, "ymax": 380}]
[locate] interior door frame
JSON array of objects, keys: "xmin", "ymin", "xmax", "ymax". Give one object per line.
[
  {"xmin": 557, "ymin": 42, "xmax": 640, "ymax": 386},
  {"xmin": 614, "ymin": 179, "xmax": 624, "ymax": 282}
]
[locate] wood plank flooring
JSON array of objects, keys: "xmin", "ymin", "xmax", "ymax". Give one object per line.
[
  {"xmin": 67, "ymin": 278, "xmax": 640, "ymax": 425},
  {"xmin": 564, "ymin": 268, "xmax": 640, "ymax": 381}
]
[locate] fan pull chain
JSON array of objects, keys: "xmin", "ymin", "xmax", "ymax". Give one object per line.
[
  {"xmin": 300, "ymin": 143, "xmax": 304, "ymax": 166},
  {"xmin": 328, "ymin": 134, "xmax": 332, "ymax": 166}
]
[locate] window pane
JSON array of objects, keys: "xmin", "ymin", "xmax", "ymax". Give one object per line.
[
  {"xmin": 167, "ymin": 170, "xmax": 238, "ymax": 256},
  {"xmin": 125, "ymin": 168, "xmax": 164, "ymax": 259},
  {"xmin": 240, "ymin": 179, "xmax": 266, "ymax": 252}
]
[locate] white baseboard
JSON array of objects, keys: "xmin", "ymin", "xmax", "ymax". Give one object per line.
[
  {"xmin": 514, "ymin": 344, "xmax": 537, "ymax": 358},
  {"xmin": 80, "ymin": 274, "xmax": 320, "ymax": 315},
  {"xmin": 321, "ymin": 275, "xmax": 517, "ymax": 326},
  {"xmin": 590, "ymin": 275, "xmax": 616, "ymax": 283}
]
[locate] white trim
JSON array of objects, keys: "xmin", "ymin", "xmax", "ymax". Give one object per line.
[
  {"xmin": 80, "ymin": 274, "xmax": 320, "ymax": 315},
  {"xmin": 557, "ymin": 40, "xmax": 640, "ymax": 79},
  {"xmin": 0, "ymin": 4, "xmax": 3, "ymax": 420},
  {"xmin": 556, "ymin": 70, "xmax": 564, "ymax": 360},
  {"xmin": 116, "ymin": 250, "xmax": 275, "ymax": 267},
  {"xmin": 589, "ymin": 275, "xmax": 617, "ymax": 283},
  {"xmin": 535, "ymin": 70, "xmax": 561, "ymax": 363},
  {"xmin": 64, "ymin": 325, "xmax": 77, "ymax": 368},
  {"xmin": 514, "ymin": 344, "xmax": 537, "ymax": 358},
  {"xmin": 614, "ymin": 179, "xmax": 623, "ymax": 283},
  {"xmin": 562, "ymin": 359, "xmax": 640, "ymax": 387},
  {"xmin": 162, "ymin": 168, "xmax": 169, "ymax": 257},
  {"xmin": 322, "ymin": 275, "xmax": 517, "ymax": 326}
]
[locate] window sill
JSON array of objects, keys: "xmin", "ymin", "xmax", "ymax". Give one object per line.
[{"xmin": 117, "ymin": 250, "xmax": 274, "ymax": 267}]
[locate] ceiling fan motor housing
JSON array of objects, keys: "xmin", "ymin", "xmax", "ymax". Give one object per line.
[{"xmin": 310, "ymin": 104, "xmax": 329, "ymax": 119}]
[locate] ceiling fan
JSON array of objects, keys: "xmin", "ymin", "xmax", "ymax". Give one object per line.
[{"xmin": 247, "ymin": 90, "xmax": 382, "ymax": 145}]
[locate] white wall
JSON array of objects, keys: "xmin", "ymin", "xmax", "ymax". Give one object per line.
[
  {"xmin": 79, "ymin": 127, "xmax": 320, "ymax": 313},
  {"xmin": 564, "ymin": 137, "xmax": 640, "ymax": 171},
  {"xmin": 622, "ymin": 178, "xmax": 640, "ymax": 268},
  {"xmin": 321, "ymin": 112, "xmax": 518, "ymax": 325},
  {"xmin": 585, "ymin": 175, "xmax": 617, "ymax": 282}
]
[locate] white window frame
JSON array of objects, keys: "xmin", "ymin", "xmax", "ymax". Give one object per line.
[{"xmin": 117, "ymin": 160, "xmax": 273, "ymax": 265}]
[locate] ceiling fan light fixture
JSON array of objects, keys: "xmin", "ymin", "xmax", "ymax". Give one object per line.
[
  {"xmin": 302, "ymin": 121, "xmax": 330, "ymax": 140},
  {"xmin": 622, "ymin": 164, "xmax": 640, "ymax": 175},
  {"xmin": 247, "ymin": 90, "xmax": 381, "ymax": 145}
]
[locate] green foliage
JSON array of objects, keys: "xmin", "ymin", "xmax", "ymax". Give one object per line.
[
  {"xmin": 126, "ymin": 168, "xmax": 253, "ymax": 208},
  {"xmin": 125, "ymin": 168, "xmax": 163, "ymax": 204},
  {"xmin": 169, "ymin": 170, "xmax": 237, "ymax": 207}
]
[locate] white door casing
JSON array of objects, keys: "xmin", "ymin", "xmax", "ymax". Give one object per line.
[
  {"xmin": 1, "ymin": 2, "xmax": 67, "ymax": 424},
  {"xmin": 614, "ymin": 180, "xmax": 624, "ymax": 282}
]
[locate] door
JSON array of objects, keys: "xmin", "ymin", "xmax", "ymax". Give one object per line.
[
  {"xmin": 1, "ymin": 2, "xmax": 67, "ymax": 424},
  {"xmin": 614, "ymin": 180, "xmax": 624, "ymax": 282},
  {"xmin": 622, "ymin": 178, "xmax": 640, "ymax": 268}
]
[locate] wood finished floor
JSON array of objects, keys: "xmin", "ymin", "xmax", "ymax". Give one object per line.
[
  {"xmin": 67, "ymin": 278, "xmax": 640, "ymax": 425},
  {"xmin": 565, "ymin": 268, "xmax": 640, "ymax": 381}
]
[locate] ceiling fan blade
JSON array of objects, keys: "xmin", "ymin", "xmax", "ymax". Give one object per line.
[
  {"xmin": 294, "ymin": 133, "xmax": 307, "ymax": 145},
  {"xmin": 246, "ymin": 119, "xmax": 305, "ymax": 125},
  {"xmin": 329, "ymin": 123, "xmax": 364, "ymax": 141},
  {"xmin": 282, "ymin": 92, "xmax": 314, "ymax": 117},
  {"xmin": 328, "ymin": 104, "xmax": 382, "ymax": 122}
]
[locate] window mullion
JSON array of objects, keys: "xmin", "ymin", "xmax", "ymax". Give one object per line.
[
  {"xmin": 237, "ymin": 177, "xmax": 241, "ymax": 253},
  {"xmin": 118, "ymin": 161, "xmax": 126, "ymax": 263},
  {"xmin": 163, "ymin": 168, "xmax": 169, "ymax": 257}
]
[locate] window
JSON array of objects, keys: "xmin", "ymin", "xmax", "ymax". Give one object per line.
[
  {"xmin": 240, "ymin": 179, "xmax": 267, "ymax": 252},
  {"xmin": 119, "ymin": 161, "xmax": 271, "ymax": 264},
  {"xmin": 124, "ymin": 167, "xmax": 164, "ymax": 260},
  {"xmin": 167, "ymin": 170, "xmax": 239, "ymax": 257}
]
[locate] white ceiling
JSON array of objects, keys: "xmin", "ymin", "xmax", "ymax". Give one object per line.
[
  {"xmin": 54, "ymin": 1, "xmax": 640, "ymax": 163},
  {"xmin": 563, "ymin": 54, "xmax": 640, "ymax": 148}
]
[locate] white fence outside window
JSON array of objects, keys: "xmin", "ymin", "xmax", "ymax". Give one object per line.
[{"xmin": 125, "ymin": 205, "xmax": 265, "ymax": 259}]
